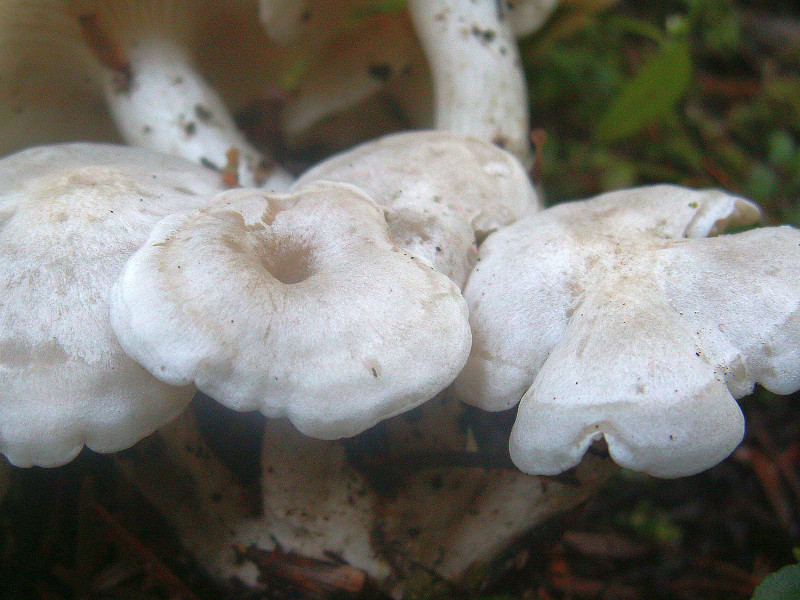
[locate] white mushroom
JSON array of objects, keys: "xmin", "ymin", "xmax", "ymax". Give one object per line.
[
  {"xmin": 255, "ymin": 0, "xmax": 541, "ymax": 162},
  {"xmin": 102, "ymin": 39, "xmax": 294, "ymax": 189},
  {"xmin": 406, "ymin": 0, "xmax": 532, "ymax": 161},
  {"xmin": 454, "ymin": 185, "xmax": 800, "ymax": 478},
  {"xmin": 110, "ymin": 181, "xmax": 472, "ymax": 439},
  {"xmin": 0, "ymin": 0, "xmax": 296, "ymax": 188},
  {"xmin": 0, "ymin": 142, "xmax": 225, "ymax": 468},
  {"xmin": 294, "ymin": 131, "xmax": 539, "ymax": 287},
  {"xmin": 1, "ymin": 1, "xmax": 543, "ymax": 174}
]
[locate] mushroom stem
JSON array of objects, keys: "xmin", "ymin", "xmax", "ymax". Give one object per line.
[
  {"xmin": 406, "ymin": 0, "xmax": 531, "ymax": 162},
  {"xmin": 115, "ymin": 396, "xmax": 617, "ymax": 592},
  {"xmin": 100, "ymin": 39, "xmax": 293, "ymax": 189},
  {"xmin": 114, "ymin": 408, "xmax": 260, "ymax": 583}
]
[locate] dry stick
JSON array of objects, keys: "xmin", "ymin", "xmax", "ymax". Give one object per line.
[{"xmin": 241, "ymin": 545, "xmax": 376, "ymax": 600}]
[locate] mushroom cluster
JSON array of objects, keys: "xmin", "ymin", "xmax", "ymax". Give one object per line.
[
  {"xmin": 3, "ymin": 135, "xmax": 798, "ymax": 593},
  {"xmin": 108, "ymin": 177, "xmax": 799, "ymax": 591},
  {"xmin": 3, "ymin": 133, "xmax": 529, "ymax": 466},
  {"xmin": 0, "ymin": 134, "xmax": 603, "ymax": 591},
  {"xmin": 2, "ymin": 0, "xmax": 800, "ymax": 596},
  {"xmin": 0, "ymin": 0, "xmax": 552, "ymax": 185}
]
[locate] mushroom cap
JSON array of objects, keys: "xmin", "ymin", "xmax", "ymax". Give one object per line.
[
  {"xmin": 294, "ymin": 131, "xmax": 538, "ymax": 286},
  {"xmin": 0, "ymin": 142, "xmax": 223, "ymax": 468},
  {"xmin": 110, "ymin": 181, "xmax": 472, "ymax": 439},
  {"xmin": 455, "ymin": 185, "xmax": 800, "ymax": 477}
]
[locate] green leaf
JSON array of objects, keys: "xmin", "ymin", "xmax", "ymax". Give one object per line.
[
  {"xmin": 751, "ymin": 562, "xmax": 800, "ymax": 600},
  {"xmin": 596, "ymin": 39, "xmax": 693, "ymax": 142}
]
